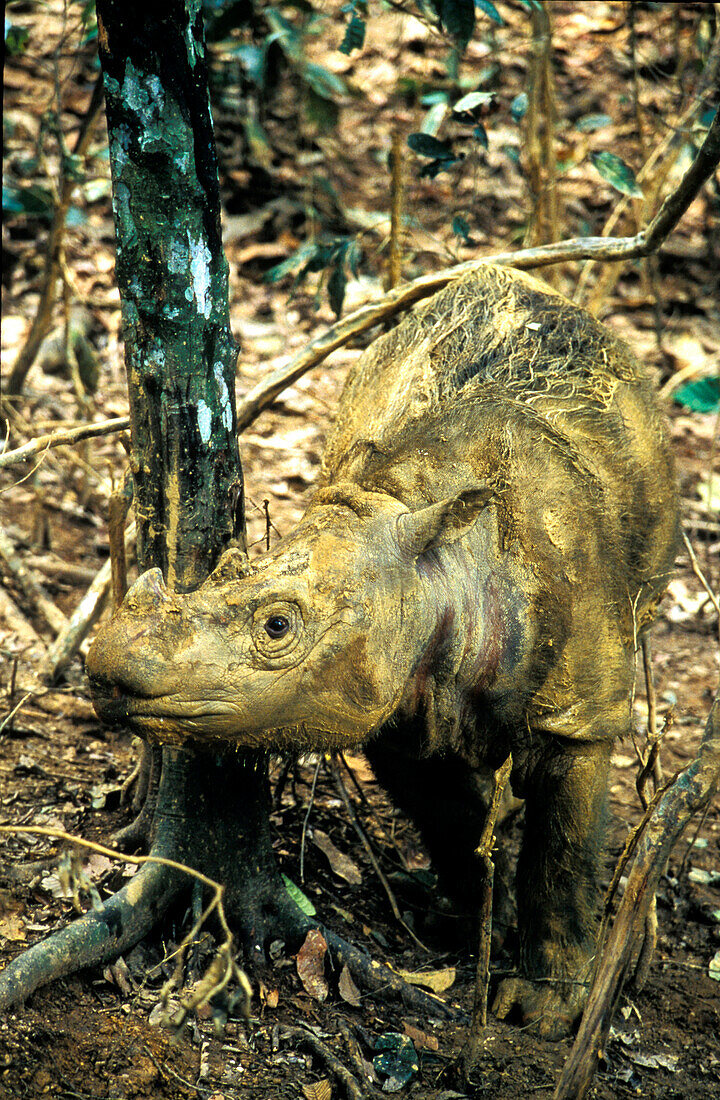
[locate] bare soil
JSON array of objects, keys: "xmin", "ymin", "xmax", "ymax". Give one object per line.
[{"xmin": 2, "ymin": 3, "xmax": 719, "ymax": 1099}]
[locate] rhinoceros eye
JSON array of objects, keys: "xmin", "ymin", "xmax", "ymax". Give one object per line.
[{"xmin": 265, "ymin": 614, "xmax": 290, "ymax": 639}]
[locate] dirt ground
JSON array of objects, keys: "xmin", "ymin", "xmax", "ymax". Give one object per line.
[{"xmin": 2, "ymin": 3, "xmax": 719, "ymax": 1098}]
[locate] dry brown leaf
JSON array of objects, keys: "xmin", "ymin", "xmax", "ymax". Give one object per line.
[
  {"xmin": 259, "ymin": 982, "xmax": 279, "ymax": 1009},
  {"xmin": 402, "ymin": 1022, "xmax": 439, "ymax": 1051},
  {"xmin": 296, "ymin": 929, "xmax": 329, "ymax": 1002},
  {"xmin": 394, "ymin": 966, "xmax": 456, "ymax": 994},
  {"xmin": 312, "ymin": 828, "xmax": 363, "ymax": 886},
  {"xmin": 302, "ymin": 1079, "xmax": 332, "ymax": 1100},
  {"xmin": 337, "ymin": 963, "xmax": 362, "ymax": 1008}
]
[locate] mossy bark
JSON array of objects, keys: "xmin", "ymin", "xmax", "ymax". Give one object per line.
[
  {"xmin": 96, "ymin": 0, "xmax": 304, "ymax": 943},
  {"xmin": 0, "ymin": 0, "xmax": 304, "ymax": 1012}
]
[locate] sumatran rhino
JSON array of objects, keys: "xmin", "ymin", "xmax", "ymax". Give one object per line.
[{"xmin": 87, "ymin": 266, "xmax": 678, "ymax": 1037}]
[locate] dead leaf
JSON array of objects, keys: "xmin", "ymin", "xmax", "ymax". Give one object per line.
[
  {"xmin": 0, "ymin": 912, "xmax": 26, "ymax": 942},
  {"xmin": 394, "ymin": 966, "xmax": 456, "ymax": 994},
  {"xmin": 402, "ymin": 1022, "xmax": 439, "ymax": 1051},
  {"xmin": 296, "ymin": 929, "xmax": 329, "ymax": 1002},
  {"xmin": 302, "ymin": 1080, "xmax": 332, "ymax": 1100},
  {"xmin": 260, "ymin": 982, "xmax": 279, "ymax": 1009},
  {"xmin": 312, "ymin": 829, "xmax": 363, "ymax": 885},
  {"xmin": 338, "ymin": 964, "xmax": 362, "ymax": 1008}
]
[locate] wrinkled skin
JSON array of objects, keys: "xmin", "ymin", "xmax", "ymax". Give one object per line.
[{"xmin": 87, "ymin": 267, "xmax": 679, "ymax": 1038}]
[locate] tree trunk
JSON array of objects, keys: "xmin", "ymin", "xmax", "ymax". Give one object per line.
[
  {"xmin": 97, "ymin": 0, "xmax": 306, "ymax": 948},
  {"xmin": 0, "ymin": 0, "xmax": 306, "ymax": 1012}
]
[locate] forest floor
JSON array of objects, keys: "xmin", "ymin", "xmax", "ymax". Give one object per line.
[{"xmin": 1, "ymin": 2, "xmax": 719, "ymax": 1099}]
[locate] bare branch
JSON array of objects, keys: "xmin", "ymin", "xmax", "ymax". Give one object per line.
[
  {"xmin": 0, "ymin": 416, "xmax": 130, "ymax": 470},
  {"xmin": 236, "ymin": 110, "xmax": 720, "ymax": 434}
]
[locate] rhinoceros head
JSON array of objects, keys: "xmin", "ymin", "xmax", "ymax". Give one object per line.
[{"xmin": 86, "ymin": 484, "xmax": 492, "ymax": 751}]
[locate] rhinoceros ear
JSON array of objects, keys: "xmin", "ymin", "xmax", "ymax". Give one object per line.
[{"xmin": 397, "ymin": 487, "xmax": 494, "ymax": 558}]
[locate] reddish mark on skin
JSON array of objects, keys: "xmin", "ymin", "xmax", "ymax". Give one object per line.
[
  {"xmin": 463, "ymin": 574, "xmax": 505, "ymax": 690},
  {"xmin": 407, "ymin": 606, "xmax": 455, "ymax": 714}
]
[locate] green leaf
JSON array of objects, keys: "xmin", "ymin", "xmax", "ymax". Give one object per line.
[
  {"xmin": 407, "ymin": 132, "xmax": 455, "ymax": 160},
  {"xmin": 473, "ymin": 122, "xmax": 489, "ymax": 148},
  {"xmin": 281, "ymin": 874, "xmax": 316, "ymax": 916},
  {"xmin": 301, "ymin": 62, "xmax": 348, "ymax": 100},
  {"xmin": 673, "ymin": 377, "xmax": 720, "ymax": 414},
  {"xmin": 265, "ymin": 242, "xmax": 319, "ymax": 283},
  {"xmin": 421, "ymin": 101, "xmax": 449, "ymax": 136},
  {"xmin": 452, "ymin": 214, "xmax": 471, "ymax": 241},
  {"xmin": 452, "ymin": 90, "xmax": 494, "ymax": 113},
  {"xmin": 346, "ymin": 238, "xmax": 362, "ymax": 278},
  {"xmin": 2, "ymin": 181, "xmax": 54, "ymax": 219},
  {"xmin": 5, "ymin": 18, "xmax": 29, "ymax": 54},
  {"xmin": 340, "ymin": 13, "xmax": 366, "ymax": 54},
  {"xmin": 243, "ymin": 116, "xmax": 274, "ymax": 170},
  {"xmin": 438, "ymin": 0, "xmax": 475, "ymax": 50},
  {"xmin": 421, "ymin": 91, "xmax": 450, "ymax": 107},
  {"xmin": 590, "ymin": 151, "xmax": 643, "ymax": 197},
  {"xmin": 576, "ymin": 113, "xmax": 612, "ymax": 133},
  {"xmin": 373, "ymin": 1033, "xmax": 419, "ymax": 1089},
  {"xmin": 328, "ymin": 259, "xmax": 347, "ymax": 318},
  {"xmin": 304, "ymin": 86, "xmax": 340, "ymax": 131},
  {"xmin": 475, "ymin": 0, "xmax": 503, "ymax": 24},
  {"xmin": 510, "ymin": 91, "xmax": 528, "ymax": 122}
]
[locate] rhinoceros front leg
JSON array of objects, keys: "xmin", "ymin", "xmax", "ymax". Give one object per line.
[{"xmin": 493, "ymin": 736, "xmax": 612, "ymax": 1039}]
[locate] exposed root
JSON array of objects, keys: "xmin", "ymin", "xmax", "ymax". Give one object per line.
[
  {"xmin": 113, "ymin": 743, "xmax": 162, "ymax": 851},
  {"xmin": 322, "ymin": 927, "xmax": 460, "ymax": 1021},
  {"xmin": 0, "ymin": 852, "xmax": 185, "ymax": 1011},
  {"xmin": 282, "ymin": 1025, "xmax": 367, "ymax": 1100}
]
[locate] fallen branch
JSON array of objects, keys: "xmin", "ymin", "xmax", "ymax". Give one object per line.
[
  {"xmin": 39, "ymin": 521, "xmax": 135, "ymax": 682},
  {"xmin": 281, "ymin": 1025, "xmax": 366, "ymax": 1100},
  {"xmin": 0, "ymin": 416, "xmax": 130, "ymax": 470},
  {"xmin": 554, "ymin": 691, "xmax": 720, "ymax": 1100},
  {"xmin": 322, "ymin": 927, "xmax": 460, "ymax": 1022},
  {"xmin": 0, "ymin": 528, "xmax": 68, "ymax": 635},
  {"xmin": 235, "ymin": 108, "xmax": 719, "ymax": 434}
]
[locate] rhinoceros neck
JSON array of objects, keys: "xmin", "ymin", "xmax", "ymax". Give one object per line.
[{"xmin": 395, "ymin": 536, "xmax": 517, "ymax": 753}]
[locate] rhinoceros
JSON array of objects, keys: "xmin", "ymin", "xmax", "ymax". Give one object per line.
[{"xmin": 87, "ymin": 265, "xmax": 678, "ymax": 1036}]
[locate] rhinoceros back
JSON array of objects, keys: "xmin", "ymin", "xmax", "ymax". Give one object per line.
[{"xmin": 320, "ymin": 265, "xmax": 678, "ymax": 631}]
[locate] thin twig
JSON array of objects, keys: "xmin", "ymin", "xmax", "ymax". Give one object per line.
[
  {"xmin": 682, "ymin": 530, "xmax": 720, "ymax": 623},
  {"xmin": 0, "ymin": 417, "xmax": 130, "ymax": 470},
  {"xmin": 464, "ymin": 753, "xmax": 513, "ymax": 1076},
  {"xmin": 300, "ymin": 756, "xmax": 323, "ymax": 884},
  {"xmin": 235, "ymin": 109, "xmax": 720, "ymax": 434},
  {"xmin": 329, "ymin": 755, "xmax": 428, "ymax": 953}
]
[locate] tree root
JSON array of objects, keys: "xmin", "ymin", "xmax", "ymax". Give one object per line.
[
  {"xmin": 323, "ymin": 928, "xmax": 460, "ymax": 1021},
  {"xmin": 282, "ymin": 1025, "xmax": 367, "ymax": 1100},
  {"xmin": 0, "ymin": 858, "xmax": 185, "ymax": 1011}
]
